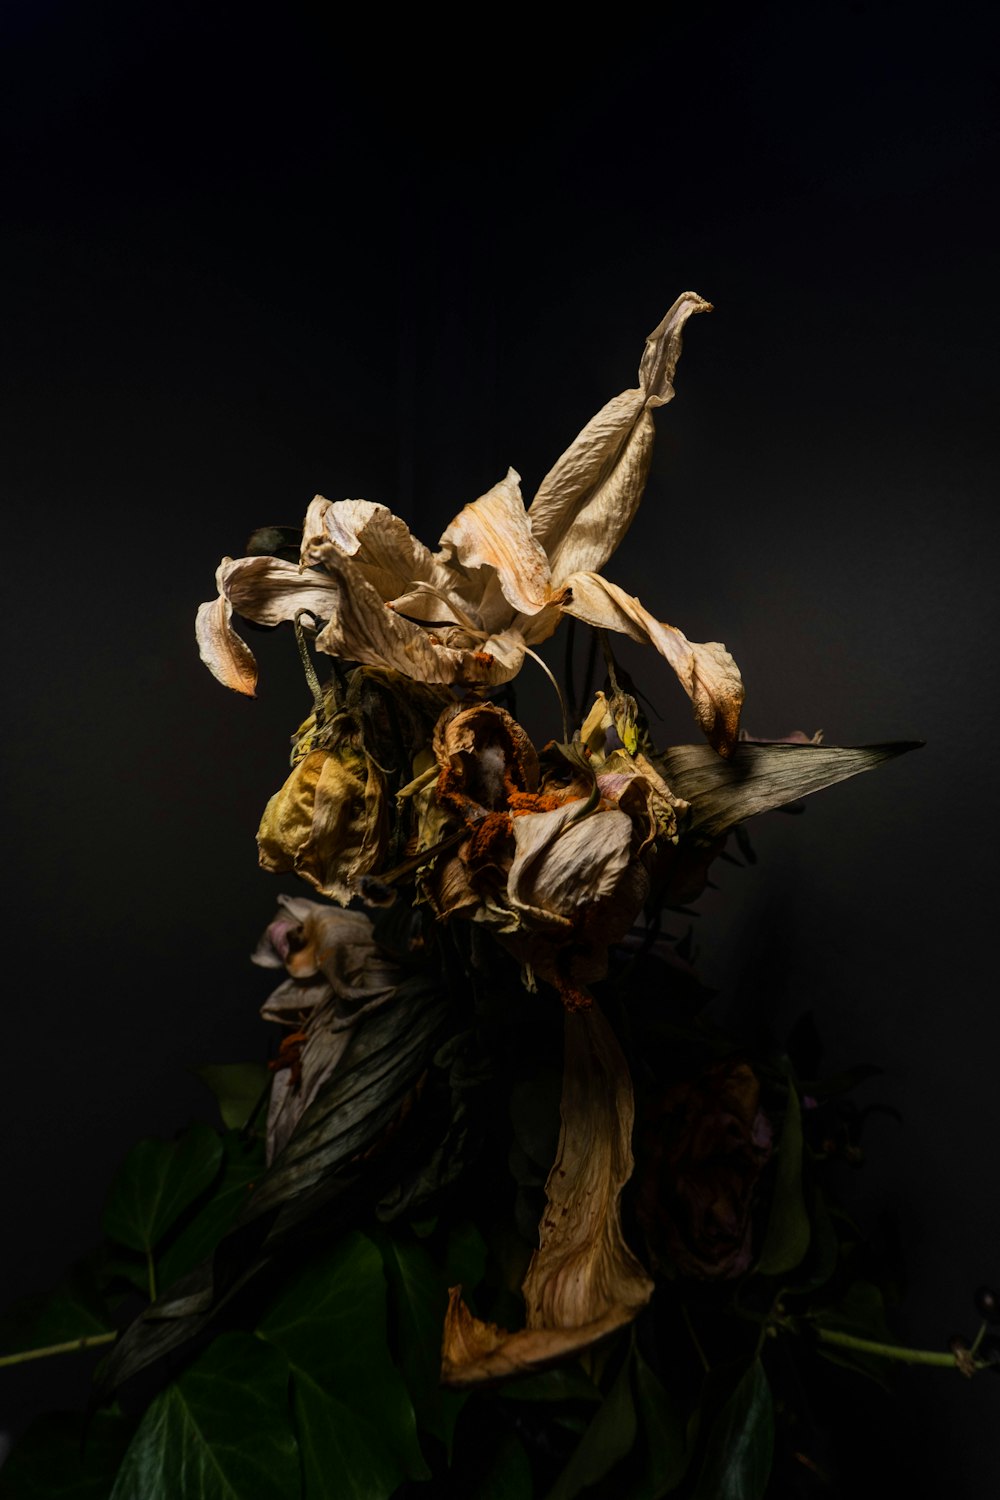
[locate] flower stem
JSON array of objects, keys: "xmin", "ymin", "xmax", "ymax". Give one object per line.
[
  {"xmin": 816, "ymin": 1326, "xmax": 979, "ymax": 1370},
  {"xmin": 146, "ymin": 1248, "xmax": 158, "ymax": 1303},
  {"xmin": 0, "ymin": 1332, "xmax": 117, "ymax": 1369}
]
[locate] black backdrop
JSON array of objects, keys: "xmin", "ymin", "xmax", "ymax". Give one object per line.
[{"xmin": 2, "ymin": 2, "xmax": 998, "ymax": 1492}]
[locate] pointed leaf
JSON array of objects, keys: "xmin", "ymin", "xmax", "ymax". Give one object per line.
[
  {"xmin": 378, "ymin": 1234, "xmax": 466, "ymax": 1450},
  {"xmin": 757, "ymin": 1084, "xmax": 810, "ymax": 1277},
  {"xmin": 109, "ymin": 1332, "xmax": 298, "ymax": 1500},
  {"xmin": 102, "ymin": 1124, "xmax": 224, "ymax": 1255},
  {"xmin": 633, "ymin": 1348, "xmax": 688, "ymax": 1497},
  {"xmin": 692, "ymin": 1359, "xmax": 774, "ymax": 1500},
  {"xmin": 545, "ymin": 1346, "xmax": 636, "ymax": 1500},
  {"xmin": 194, "ymin": 1064, "xmax": 270, "ymax": 1132},
  {"xmin": 656, "ymin": 741, "xmax": 922, "ymax": 843},
  {"xmin": 290, "ymin": 1371, "xmax": 400, "ymax": 1500},
  {"xmin": 472, "ymin": 1431, "xmax": 534, "ymax": 1499},
  {"xmin": 156, "ymin": 1132, "xmax": 265, "ymax": 1294}
]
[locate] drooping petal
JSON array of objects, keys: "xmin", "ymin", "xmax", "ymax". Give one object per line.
[
  {"xmin": 507, "ymin": 801, "xmax": 633, "ymax": 926},
  {"xmin": 441, "ymin": 1005, "xmax": 653, "ymax": 1385},
  {"xmin": 528, "ymin": 293, "xmax": 712, "ymax": 583},
  {"xmin": 195, "ymin": 555, "xmax": 341, "ymax": 695},
  {"xmin": 314, "ymin": 558, "xmax": 526, "ymax": 686},
  {"xmin": 438, "ymin": 469, "xmax": 556, "ymax": 619},
  {"xmin": 562, "ymin": 571, "xmax": 744, "ymax": 756}
]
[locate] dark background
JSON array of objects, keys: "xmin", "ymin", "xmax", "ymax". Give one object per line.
[{"xmin": 1, "ymin": 0, "xmax": 997, "ymax": 1491}]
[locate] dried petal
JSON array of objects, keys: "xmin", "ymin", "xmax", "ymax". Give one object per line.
[
  {"xmin": 528, "ymin": 293, "xmax": 712, "ymax": 582},
  {"xmin": 438, "ymin": 469, "xmax": 555, "ymax": 618},
  {"xmin": 562, "ymin": 571, "xmax": 744, "ymax": 756},
  {"xmin": 442, "ymin": 1006, "xmax": 653, "ymax": 1385},
  {"xmin": 196, "ymin": 555, "xmax": 340, "ymax": 694}
]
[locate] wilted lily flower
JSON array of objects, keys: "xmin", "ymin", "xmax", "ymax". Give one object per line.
[{"xmin": 197, "ymin": 293, "xmax": 744, "ymax": 754}]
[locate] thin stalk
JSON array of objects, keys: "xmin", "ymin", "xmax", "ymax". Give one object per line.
[
  {"xmin": 0, "ymin": 1332, "xmax": 117, "ymax": 1369},
  {"xmin": 294, "ymin": 610, "xmax": 326, "ymax": 724},
  {"xmin": 564, "ymin": 617, "xmax": 578, "ymax": 723},
  {"xmin": 524, "ymin": 646, "xmax": 569, "ymax": 743},
  {"xmin": 146, "ymin": 1248, "xmax": 158, "ymax": 1303},
  {"xmin": 816, "ymin": 1326, "xmax": 982, "ymax": 1370}
]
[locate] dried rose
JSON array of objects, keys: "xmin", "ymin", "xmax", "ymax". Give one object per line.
[{"xmin": 635, "ymin": 1058, "xmax": 773, "ymax": 1279}]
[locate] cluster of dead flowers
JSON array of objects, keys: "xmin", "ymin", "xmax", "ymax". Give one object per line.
[{"xmin": 194, "ymin": 294, "xmax": 897, "ymax": 1387}]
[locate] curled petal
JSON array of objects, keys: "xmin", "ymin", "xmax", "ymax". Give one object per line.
[
  {"xmin": 442, "ymin": 1006, "xmax": 653, "ymax": 1385},
  {"xmin": 562, "ymin": 571, "xmax": 744, "ymax": 756},
  {"xmin": 528, "ymin": 293, "xmax": 712, "ymax": 583},
  {"xmin": 438, "ymin": 469, "xmax": 555, "ymax": 618},
  {"xmin": 507, "ymin": 802, "xmax": 633, "ymax": 924},
  {"xmin": 195, "ymin": 588, "xmax": 258, "ymax": 696}
]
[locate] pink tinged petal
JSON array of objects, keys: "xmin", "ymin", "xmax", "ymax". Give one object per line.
[
  {"xmin": 561, "ymin": 571, "xmax": 744, "ymax": 757},
  {"xmin": 528, "ymin": 293, "xmax": 713, "ymax": 583},
  {"xmin": 438, "ymin": 469, "xmax": 555, "ymax": 617}
]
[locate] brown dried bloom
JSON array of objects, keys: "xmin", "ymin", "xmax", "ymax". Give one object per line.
[{"xmin": 636, "ymin": 1058, "xmax": 774, "ymax": 1279}]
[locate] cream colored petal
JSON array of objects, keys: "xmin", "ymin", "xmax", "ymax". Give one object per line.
[
  {"xmin": 302, "ymin": 495, "xmax": 451, "ymax": 602},
  {"xmin": 442, "ymin": 1005, "xmax": 653, "ymax": 1386},
  {"xmin": 507, "ymin": 802, "xmax": 633, "ymax": 921},
  {"xmin": 562, "ymin": 571, "xmax": 744, "ymax": 756},
  {"xmin": 438, "ymin": 469, "xmax": 554, "ymax": 618},
  {"xmin": 219, "ymin": 553, "xmax": 341, "ymax": 626},
  {"xmin": 195, "ymin": 589, "xmax": 258, "ymax": 695},
  {"xmin": 314, "ymin": 558, "xmax": 526, "ymax": 686},
  {"xmin": 528, "ymin": 293, "xmax": 712, "ymax": 582}
]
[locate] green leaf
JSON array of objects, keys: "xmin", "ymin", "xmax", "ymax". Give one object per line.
[
  {"xmin": 0, "ymin": 1408, "xmax": 132, "ymax": 1499},
  {"xmin": 656, "ymin": 741, "xmax": 922, "ymax": 844},
  {"xmin": 633, "ymin": 1349, "xmax": 688, "ymax": 1497},
  {"xmin": 194, "ymin": 1064, "xmax": 271, "ymax": 1131},
  {"xmin": 692, "ymin": 1359, "xmax": 774, "ymax": 1500},
  {"xmin": 290, "ymin": 1371, "xmax": 401, "ymax": 1500},
  {"xmin": 109, "ymin": 1332, "xmax": 298, "ymax": 1500},
  {"xmin": 0, "ymin": 1262, "xmax": 113, "ymax": 1356},
  {"xmin": 102, "ymin": 1124, "xmax": 224, "ymax": 1255},
  {"xmin": 257, "ymin": 1230, "xmax": 427, "ymax": 1486},
  {"xmin": 445, "ymin": 1220, "xmax": 488, "ymax": 1294},
  {"xmin": 545, "ymin": 1346, "xmax": 636, "ymax": 1500},
  {"xmin": 378, "ymin": 1233, "xmax": 466, "ymax": 1451},
  {"xmin": 500, "ymin": 1365, "xmax": 602, "ymax": 1404},
  {"xmin": 473, "ymin": 1431, "xmax": 534, "ymax": 1499},
  {"xmin": 156, "ymin": 1133, "xmax": 265, "ymax": 1294},
  {"xmin": 810, "ymin": 1280, "xmax": 896, "ymax": 1387},
  {"xmin": 757, "ymin": 1085, "xmax": 810, "ymax": 1277}
]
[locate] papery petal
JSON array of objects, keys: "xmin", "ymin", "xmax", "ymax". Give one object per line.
[
  {"xmin": 195, "ymin": 589, "xmax": 258, "ymax": 695},
  {"xmin": 562, "ymin": 571, "xmax": 744, "ymax": 756},
  {"xmin": 442, "ymin": 1005, "xmax": 653, "ymax": 1385},
  {"xmin": 528, "ymin": 293, "xmax": 712, "ymax": 583},
  {"xmin": 438, "ymin": 469, "xmax": 555, "ymax": 618},
  {"xmin": 217, "ymin": 553, "xmax": 340, "ymax": 626},
  {"xmin": 302, "ymin": 496, "xmax": 451, "ymax": 602},
  {"xmin": 314, "ymin": 559, "xmax": 526, "ymax": 686},
  {"xmin": 507, "ymin": 802, "xmax": 633, "ymax": 924}
]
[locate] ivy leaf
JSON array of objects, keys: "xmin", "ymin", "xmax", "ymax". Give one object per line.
[
  {"xmin": 499, "ymin": 1365, "xmax": 601, "ymax": 1404},
  {"xmin": 289, "ymin": 1372, "xmax": 401, "ymax": 1500},
  {"xmin": 757, "ymin": 1083, "xmax": 810, "ymax": 1277},
  {"xmin": 0, "ymin": 1408, "xmax": 133, "ymax": 1499},
  {"xmin": 194, "ymin": 1064, "xmax": 270, "ymax": 1131},
  {"xmin": 378, "ymin": 1233, "xmax": 466, "ymax": 1452},
  {"xmin": 156, "ymin": 1132, "xmax": 265, "ymax": 1294},
  {"xmin": 692, "ymin": 1359, "xmax": 774, "ymax": 1500},
  {"xmin": 102, "ymin": 1124, "xmax": 224, "ymax": 1256},
  {"xmin": 545, "ymin": 1345, "xmax": 636, "ymax": 1500},
  {"xmin": 109, "ymin": 1332, "xmax": 298, "ymax": 1500},
  {"xmin": 632, "ymin": 1348, "xmax": 688, "ymax": 1498},
  {"xmin": 257, "ymin": 1230, "xmax": 427, "ymax": 1487}
]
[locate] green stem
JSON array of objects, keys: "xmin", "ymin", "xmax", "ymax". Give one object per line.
[
  {"xmin": 816, "ymin": 1327, "xmax": 979, "ymax": 1369},
  {"xmin": 146, "ymin": 1248, "xmax": 158, "ymax": 1303},
  {"xmin": 0, "ymin": 1332, "xmax": 117, "ymax": 1369}
]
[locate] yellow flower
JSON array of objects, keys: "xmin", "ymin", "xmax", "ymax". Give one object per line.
[{"xmin": 196, "ymin": 293, "xmax": 743, "ymax": 753}]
